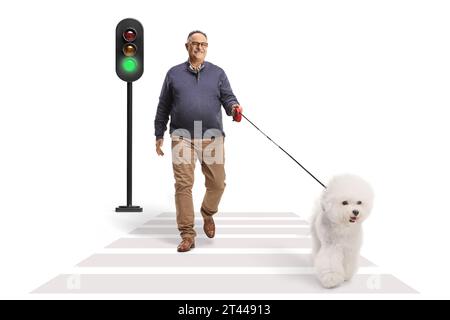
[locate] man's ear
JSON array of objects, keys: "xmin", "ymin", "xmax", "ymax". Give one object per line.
[
  {"xmin": 185, "ymin": 43, "xmax": 189, "ymax": 50},
  {"xmin": 321, "ymin": 194, "xmax": 332, "ymax": 213}
]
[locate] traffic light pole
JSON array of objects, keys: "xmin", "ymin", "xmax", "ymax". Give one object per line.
[{"xmin": 116, "ymin": 82, "xmax": 143, "ymax": 212}]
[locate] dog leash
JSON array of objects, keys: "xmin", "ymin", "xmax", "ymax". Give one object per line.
[{"xmin": 239, "ymin": 112, "xmax": 326, "ymax": 189}]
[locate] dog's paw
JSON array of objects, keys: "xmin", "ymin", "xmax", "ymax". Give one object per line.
[
  {"xmin": 344, "ymin": 274, "xmax": 353, "ymax": 282},
  {"xmin": 344, "ymin": 271, "xmax": 356, "ymax": 281},
  {"xmin": 344, "ymin": 263, "xmax": 358, "ymax": 281},
  {"xmin": 319, "ymin": 272, "xmax": 345, "ymax": 288}
]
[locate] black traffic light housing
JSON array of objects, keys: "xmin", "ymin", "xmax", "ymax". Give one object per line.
[{"xmin": 116, "ymin": 18, "xmax": 144, "ymax": 82}]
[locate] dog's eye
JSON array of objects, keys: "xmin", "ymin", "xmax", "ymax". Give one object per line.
[
  {"xmin": 342, "ymin": 201, "xmax": 349, "ymax": 206},
  {"xmin": 357, "ymin": 201, "xmax": 362, "ymax": 205}
]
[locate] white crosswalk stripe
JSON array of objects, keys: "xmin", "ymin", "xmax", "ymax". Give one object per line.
[{"xmin": 33, "ymin": 212, "xmax": 417, "ymax": 294}]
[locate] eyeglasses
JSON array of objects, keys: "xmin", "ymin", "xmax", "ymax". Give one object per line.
[{"xmin": 189, "ymin": 41, "xmax": 208, "ymax": 48}]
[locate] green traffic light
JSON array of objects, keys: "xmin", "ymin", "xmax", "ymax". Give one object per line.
[{"xmin": 122, "ymin": 57, "xmax": 137, "ymax": 73}]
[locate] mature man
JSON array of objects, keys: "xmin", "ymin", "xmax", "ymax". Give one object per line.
[{"xmin": 154, "ymin": 30, "xmax": 242, "ymax": 252}]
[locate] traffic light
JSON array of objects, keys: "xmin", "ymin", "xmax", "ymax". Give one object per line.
[
  {"xmin": 115, "ymin": 18, "xmax": 144, "ymax": 213},
  {"xmin": 116, "ymin": 18, "xmax": 144, "ymax": 82}
]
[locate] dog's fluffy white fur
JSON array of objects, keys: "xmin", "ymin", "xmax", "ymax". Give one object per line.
[{"xmin": 311, "ymin": 174, "xmax": 374, "ymax": 288}]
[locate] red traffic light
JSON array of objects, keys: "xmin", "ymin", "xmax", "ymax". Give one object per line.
[{"xmin": 123, "ymin": 29, "xmax": 137, "ymax": 42}]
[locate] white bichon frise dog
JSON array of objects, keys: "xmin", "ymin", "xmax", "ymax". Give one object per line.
[{"xmin": 311, "ymin": 174, "xmax": 374, "ymax": 288}]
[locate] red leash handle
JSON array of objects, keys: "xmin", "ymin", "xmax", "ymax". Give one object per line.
[{"xmin": 232, "ymin": 105, "xmax": 243, "ymax": 122}]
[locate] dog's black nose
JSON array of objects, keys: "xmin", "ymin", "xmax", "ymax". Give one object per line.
[{"xmin": 352, "ymin": 210, "xmax": 359, "ymax": 216}]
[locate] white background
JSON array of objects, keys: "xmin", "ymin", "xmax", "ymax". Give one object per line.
[{"xmin": 1, "ymin": 0, "xmax": 449, "ymax": 299}]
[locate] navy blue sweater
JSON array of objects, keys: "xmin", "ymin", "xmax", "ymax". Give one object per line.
[{"xmin": 154, "ymin": 61, "xmax": 239, "ymax": 139}]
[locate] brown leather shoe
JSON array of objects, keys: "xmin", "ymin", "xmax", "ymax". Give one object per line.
[
  {"xmin": 177, "ymin": 238, "xmax": 195, "ymax": 252},
  {"xmin": 203, "ymin": 216, "xmax": 215, "ymax": 238}
]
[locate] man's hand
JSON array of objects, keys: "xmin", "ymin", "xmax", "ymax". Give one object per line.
[
  {"xmin": 232, "ymin": 105, "xmax": 243, "ymax": 122},
  {"xmin": 156, "ymin": 138, "xmax": 164, "ymax": 156}
]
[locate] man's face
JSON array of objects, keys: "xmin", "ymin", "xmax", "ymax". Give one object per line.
[{"xmin": 186, "ymin": 33, "xmax": 208, "ymax": 62}]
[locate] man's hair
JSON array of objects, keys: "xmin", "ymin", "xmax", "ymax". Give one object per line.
[{"xmin": 187, "ymin": 30, "xmax": 207, "ymax": 41}]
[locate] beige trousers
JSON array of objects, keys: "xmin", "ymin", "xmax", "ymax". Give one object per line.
[{"xmin": 171, "ymin": 136, "xmax": 226, "ymax": 239}]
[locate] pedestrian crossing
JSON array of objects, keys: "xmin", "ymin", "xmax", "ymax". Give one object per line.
[{"xmin": 33, "ymin": 212, "xmax": 417, "ymax": 294}]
